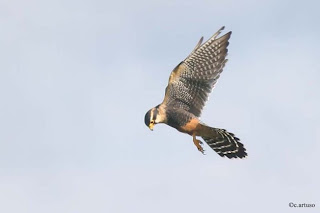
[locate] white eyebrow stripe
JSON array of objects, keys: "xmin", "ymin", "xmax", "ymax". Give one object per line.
[{"xmin": 150, "ymin": 109, "xmax": 154, "ymax": 122}]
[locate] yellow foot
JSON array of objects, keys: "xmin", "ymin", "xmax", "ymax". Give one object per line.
[{"xmin": 193, "ymin": 134, "xmax": 205, "ymax": 154}]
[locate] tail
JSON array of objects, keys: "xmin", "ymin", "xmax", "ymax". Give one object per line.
[{"xmin": 199, "ymin": 125, "xmax": 247, "ymax": 159}]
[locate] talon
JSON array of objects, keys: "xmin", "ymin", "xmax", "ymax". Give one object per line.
[
  {"xmin": 193, "ymin": 133, "xmax": 205, "ymax": 154},
  {"xmin": 198, "ymin": 147, "xmax": 205, "ymax": 154},
  {"xmin": 198, "ymin": 146, "xmax": 205, "ymax": 154}
]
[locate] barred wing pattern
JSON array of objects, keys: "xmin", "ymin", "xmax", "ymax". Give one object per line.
[{"xmin": 163, "ymin": 27, "xmax": 231, "ymax": 117}]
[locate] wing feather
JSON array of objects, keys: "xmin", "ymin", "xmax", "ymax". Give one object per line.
[{"xmin": 162, "ymin": 27, "xmax": 232, "ymax": 117}]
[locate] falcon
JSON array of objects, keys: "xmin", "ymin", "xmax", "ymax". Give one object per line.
[{"xmin": 144, "ymin": 27, "xmax": 247, "ymax": 159}]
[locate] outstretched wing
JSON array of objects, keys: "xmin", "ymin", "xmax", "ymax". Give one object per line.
[{"xmin": 162, "ymin": 26, "xmax": 231, "ymax": 117}]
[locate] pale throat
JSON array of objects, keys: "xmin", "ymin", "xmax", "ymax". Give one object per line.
[
  {"xmin": 155, "ymin": 113, "xmax": 166, "ymax": 123},
  {"xmin": 154, "ymin": 105, "xmax": 167, "ymax": 124}
]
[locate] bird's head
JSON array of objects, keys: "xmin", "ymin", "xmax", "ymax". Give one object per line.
[{"xmin": 144, "ymin": 105, "xmax": 165, "ymax": 131}]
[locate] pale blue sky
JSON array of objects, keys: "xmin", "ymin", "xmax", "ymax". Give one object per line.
[{"xmin": 0, "ymin": 0, "xmax": 319, "ymax": 212}]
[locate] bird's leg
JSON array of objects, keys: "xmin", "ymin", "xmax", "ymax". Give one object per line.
[{"xmin": 193, "ymin": 133, "xmax": 204, "ymax": 154}]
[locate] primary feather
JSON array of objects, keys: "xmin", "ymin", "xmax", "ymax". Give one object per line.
[{"xmin": 162, "ymin": 26, "xmax": 231, "ymax": 117}]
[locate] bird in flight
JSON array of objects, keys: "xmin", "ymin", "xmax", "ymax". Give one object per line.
[{"xmin": 144, "ymin": 27, "xmax": 247, "ymax": 159}]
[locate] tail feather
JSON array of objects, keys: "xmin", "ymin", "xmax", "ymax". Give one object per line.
[{"xmin": 200, "ymin": 126, "xmax": 247, "ymax": 159}]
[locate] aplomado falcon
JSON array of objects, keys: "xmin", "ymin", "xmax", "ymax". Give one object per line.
[{"xmin": 144, "ymin": 27, "xmax": 247, "ymax": 159}]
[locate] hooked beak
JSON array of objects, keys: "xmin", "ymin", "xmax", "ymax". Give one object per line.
[{"xmin": 149, "ymin": 123, "xmax": 154, "ymax": 131}]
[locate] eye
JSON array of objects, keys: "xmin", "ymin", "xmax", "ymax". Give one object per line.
[{"xmin": 150, "ymin": 120, "xmax": 155, "ymax": 124}]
